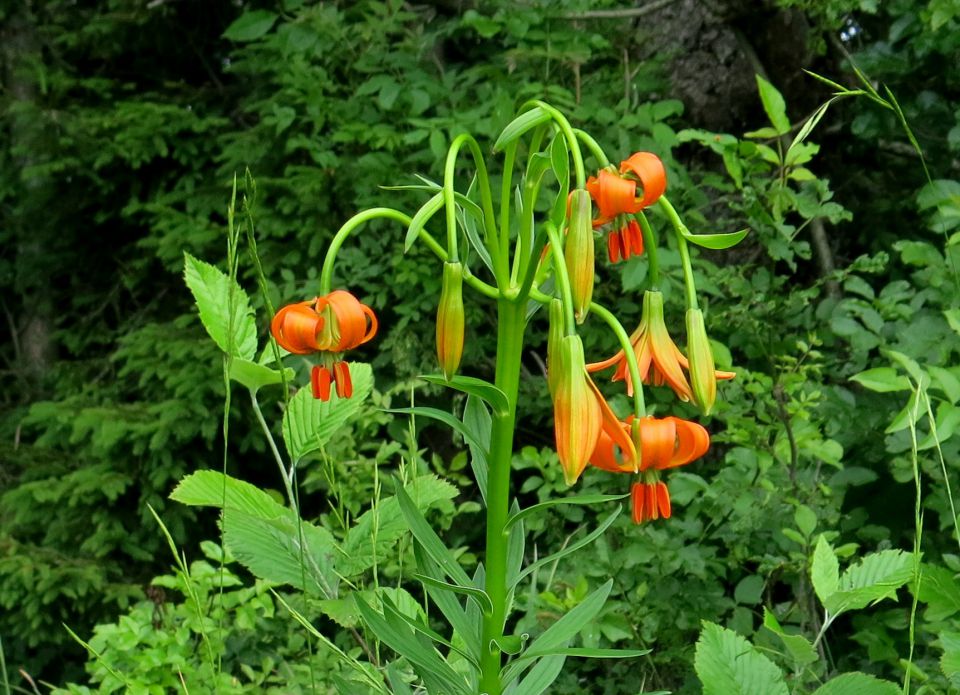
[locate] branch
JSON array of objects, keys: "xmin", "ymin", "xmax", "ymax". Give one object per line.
[{"xmin": 562, "ymin": 0, "xmax": 675, "ymax": 20}]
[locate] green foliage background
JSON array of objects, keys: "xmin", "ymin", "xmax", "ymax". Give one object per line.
[{"xmin": 2, "ymin": 0, "xmax": 959, "ymax": 692}]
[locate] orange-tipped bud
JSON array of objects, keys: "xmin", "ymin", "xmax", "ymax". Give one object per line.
[
  {"xmin": 565, "ymin": 189, "xmax": 595, "ymax": 324},
  {"xmin": 686, "ymin": 308, "xmax": 717, "ymax": 415},
  {"xmin": 552, "ymin": 335, "xmax": 601, "ymax": 486},
  {"xmin": 436, "ymin": 261, "xmax": 465, "ymax": 380},
  {"xmin": 546, "ymin": 298, "xmax": 565, "ymax": 397}
]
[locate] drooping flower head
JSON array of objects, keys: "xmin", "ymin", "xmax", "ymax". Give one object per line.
[
  {"xmin": 590, "ymin": 415, "xmax": 710, "ymax": 524},
  {"xmin": 586, "ymin": 152, "xmax": 666, "ymax": 264},
  {"xmin": 587, "ymin": 290, "xmax": 734, "ymax": 403},
  {"xmin": 271, "ymin": 290, "xmax": 377, "ymax": 401},
  {"xmin": 549, "ymin": 333, "xmax": 637, "ymax": 485}
]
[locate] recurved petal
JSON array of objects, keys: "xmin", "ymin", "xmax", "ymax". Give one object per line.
[
  {"xmin": 271, "ymin": 302, "xmax": 322, "ymax": 354},
  {"xmin": 669, "ymin": 417, "xmax": 710, "ymax": 467}
]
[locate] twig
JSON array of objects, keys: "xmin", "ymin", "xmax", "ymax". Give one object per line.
[
  {"xmin": 809, "ymin": 218, "xmax": 841, "ymax": 298},
  {"xmin": 562, "ymin": 0, "xmax": 676, "ymax": 20}
]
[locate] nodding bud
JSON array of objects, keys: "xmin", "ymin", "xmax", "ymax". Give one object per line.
[
  {"xmin": 686, "ymin": 308, "xmax": 717, "ymax": 415},
  {"xmin": 552, "ymin": 335, "xmax": 602, "ymax": 486},
  {"xmin": 546, "ymin": 298, "xmax": 565, "ymax": 397},
  {"xmin": 436, "ymin": 261, "xmax": 465, "ymax": 380},
  {"xmin": 565, "ymin": 189, "xmax": 595, "ymax": 324}
]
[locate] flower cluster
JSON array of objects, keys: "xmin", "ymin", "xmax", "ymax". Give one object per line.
[
  {"xmin": 551, "ymin": 152, "xmax": 734, "ymax": 524},
  {"xmin": 270, "ymin": 290, "xmax": 378, "ymax": 401}
]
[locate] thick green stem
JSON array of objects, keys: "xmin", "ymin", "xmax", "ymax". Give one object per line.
[{"xmin": 478, "ymin": 298, "xmax": 526, "ymax": 695}]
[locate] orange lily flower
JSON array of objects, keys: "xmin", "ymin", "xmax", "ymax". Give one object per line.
[
  {"xmin": 271, "ymin": 290, "xmax": 377, "ymax": 401},
  {"xmin": 550, "ymin": 334, "xmax": 637, "ymax": 485},
  {"xmin": 590, "ymin": 415, "xmax": 709, "ymax": 524},
  {"xmin": 586, "ymin": 152, "xmax": 666, "ymax": 264},
  {"xmin": 587, "ymin": 290, "xmax": 734, "ymax": 401}
]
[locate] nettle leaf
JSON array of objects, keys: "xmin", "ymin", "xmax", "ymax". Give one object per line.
[
  {"xmin": 811, "ymin": 535, "xmax": 840, "ymax": 603},
  {"xmin": 824, "ymin": 549, "xmax": 914, "ymax": 615},
  {"xmin": 183, "ymin": 252, "xmax": 258, "ymax": 360},
  {"xmin": 762, "ymin": 609, "xmax": 817, "ymax": 666},
  {"xmin": 755, "ymin": 74, "xmax": 790, "ymax": 135},
  {"xmin": 850, "ymin": 367, "xmax": 911, "ymax": 393},
  {"xmin": 917, "ymin": 564, "xmax": 960, "ymax": 621},
  {"xmin": 811, "ymin": 672, "xmax": 900, "ymax": 695},
  {"xmin": 223, "ymin": 10, "xmax": 278, "ymax": 42},
  {"xmin": 171, "ymin": 470, "xmax": 280, "ymax": 516},
  {"xmin": 695, "ymin": 621, "xmax": 788, "ymax": 695},
  {"xmin": 338, "ymin": 474, "xmax": 458, "ymax": 578},
  {"xmin": 229, "ymin": 358, "xmax": 294, "ymax": 393},
  {"xmin": 282, "ymin": 363, "xmax": 373, "ymax": 462}
]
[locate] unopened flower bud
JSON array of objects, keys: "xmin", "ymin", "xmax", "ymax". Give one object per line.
[
  {"xmin": 565, "ymin": 189, "xmax": 595, "ymax": 324},
  {"xmin": 552, "ymin": 335, "xmax": 601, "ymax": 485},
  {"xmin": 436, "ymin": 261, "xmax": 465, "ymax": 380},
  {"xmin": 686, "ymin": 308, "xmax": 717, "ymax": 415},
  {"xmin": 546, "ymin": 298, "xmax": 565, "ymax": 397}
]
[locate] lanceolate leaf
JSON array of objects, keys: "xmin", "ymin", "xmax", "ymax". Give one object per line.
[
  {"xmin": 183, "ymin": 252, "xmax": 257, "ymax": 360},
  {"xmin": 509, "ymin": 655, "xmax": 566, "ymax": 695},
  {"xmin": 811, "ymin": 535, "xmax": 840, "ymax": 603},
  {"xmin": 387, "ymin": 406, "xmax": 487, "ymax": 454},
  {"xmin": 405, "ymin": 192, "xmax": 444, "ymax": 252},
  {"xmin": 463, "ymin": 396, "xmax": 491, "ymax": 504},
  {"xmin": 515, "ymin": 507, "xmax": 622, "ymax": 585},
  {"xmin": 414, "ymin": 573, "xmax": 494, "ymax": 615},
  {"xmin": 505, "ymin": 493, "xmax": 628, "ymax": 532},
  {"xmin": 494, "ymin": 106, "xmax": 551, "ymax": 151},
  {"xmin": 395, "ymin": 482, "xmax": 471, "ymax": 587},
  {"xmin": 681, "ymin": 228, "xmax": 750, "ymax": 250},
  {"xmin": 281, "ymin": 363, "xmax": 373, "ymax": 462},
  {"xmin": 420, "ymin": 374, "xmax": 509, "ymax": 415},
  {"xmin": 755, "ymin": 74, "xmax": 790, "ymax": 135}
]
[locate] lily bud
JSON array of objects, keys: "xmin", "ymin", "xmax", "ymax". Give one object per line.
[
  {"xmin": 436, "ymin": 261, "xmax": 465, "ymax": 380},
  {"xmin": 686, "ymin": 308, "xmax": 717, "ymax": 415},
  {"xmin": 565, "ymin": 189, "xmax": 595, "ymax": 324},
  {"xmin": 546, "ymin": 298, "xmax": 565, "ymax": 397},
  {"xmin": 552, "ymin": 335, "xmax": 601, "ymax": 486}
]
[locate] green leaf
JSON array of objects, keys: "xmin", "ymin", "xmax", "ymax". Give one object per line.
[
  {"xmin": 755, "ymin": 75, "xmax": 790, "ymax": 135},
  {"xmin": 338, "ymin": 474, "xmax": 459, "ymax": 578},
  {"xmin": 795, "ymin": 504, "xmax": 817, "ymax": 538},
  {"xmin": 183, "ymin": 252, "xmax": 257, "ymax": 360},
  {"xmin": 682, "ymin": 228, "xmax": 749, "ymax": 250},
  {"xmin": 494, "ymin": 106, "xmax": 551, "ymax": 151},
  {"xmin": 916, "ymin": 564, "xmax": 960, "ymax": 621},
  {"xmin": 414, "ymin": 574, "xmax": 493, "ymax": 614},
  {"xmin": 395, "ymin": 482, "xmax": 471, "ymax": 586},
  {"xmin": 413, "ymin": 542, "xmax": 480, "ymax": 660},
  {"xmin": 502, "ymin": 580, "xmax": 614, "ymax": 683},
  {"xmin": 229, "ymin": 358, "xmax": 294, "ymax": 392},
  {"xmin": 743, "ymin": 126, "xmax": 781, "ymax": 139},
  {"xmin": 463, "ymin": 396, "xmax": 491, "ymax": 504},
  {"xmin": 223, "ymin": 10, "xmax": 278, "ymax": 41},
  {"xmin": 514, "ymin": 507, "xmax": 622, "ymax": 585},
  {"xmin": 405, "ymin": 191, "xmax": 444, "ymax": 252},
  {"xmin": 222, "ymin": 507, "xmax": 339, "ymax": 597},
  {"xmin": 387, "ymin": 406, "xmax": 487, "ymax": 454},
  {"xmin": 281, "ymin": 363, "xmax": 373, "ymax": 462},
  {"xmin": 420, "ymin": 374, "xmax": 509, "ymax": 416},
  {"xmin": 824, "ymin": 549, "xmax": 914, "ymax": 615},
  {"xmin": 762, "ymin": 608, "xmax": 818, "ymax": 666},
  {"xmin": 510, "ymin": 655, "xmax": 566, "ymax": 695},
  {"xmin": 170, "ymin": 470, "xmax": 280, "ymax": 517},
  {"xmin": 504, "ymin": 493, "xmax": 628, "ymax": 532},
  {"xmin": 386, "ymin": 664, "xmax": 414, "ymax": 695},
  {"xmin": 812, "ymin": 535, "xmax": 840, "ymax": 603},
  {"xmin": 941, "ymin": 631, "xmax": 960, "ymax": 688},
  {"xmin": 811, "ymin": 672, "xmax": 901, "ymax": 695},
  {"xmin": 850, "ymin": 367, "xmax": 911, "ymax": 393},
  {"xmin": 694, "ymin": 621, "xmax": 789, "ymax": 695}
]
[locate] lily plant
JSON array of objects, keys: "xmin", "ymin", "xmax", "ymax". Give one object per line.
[{"xmin": 267, "ymin": 101, "xmax": 747, "ymax": 695}]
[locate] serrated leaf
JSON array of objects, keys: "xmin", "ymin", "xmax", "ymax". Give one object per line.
[
  {"xmin": 811, "ymin": 672, "xmax": 900, "ymax": 695},
  {"xmin": 494, "ymin": 106, "xmax": 550, "ymax": 151},
  {"xmin": 281, "ymin": 363, "xmax": 372, "ymax": 462},
  {"xmin": 229, "ymin": 358, "xmax": 294, "ymax": 392},
  {"xmin": 812, "ymin": 535, "xmax": 840, "ymax": 603},
  {"xmin": 183, "ymin": 252, "xmax": 257, "ymax": 360},
  {"xmin": 171, "ymin": 470, "xmax": 280, "ymax": 517},
  {"xmin": 338, "ymin": 474, "xmax": 458, "ymax": 577},
  {"xmin": 756, "ymin": 75, "xmax": 790, "ymax": 135},
  {"xmin": 695, "ymin": 621, "xmax": 788, "ymax": 695},
  {"xmin": 223, "ymin": 10, "xmax": 278, "ymax": 41},
  {"xmin": 850, "ymin": 367, "xmax": 911, "ymax": 393},
  {"xmin": 917, "ymin": 564, "xmax": 960, "ymax": 621},
  {"xmin": 420, "ymin": 374, "xmax": 509, "ymax": 416},
  {"xmin": 824, "ymin": 549, "xmax": 914, "ymax": 615},
  {"xmin": 762, "ymin": 608, "xmax": 818, "ymax": 666}
]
